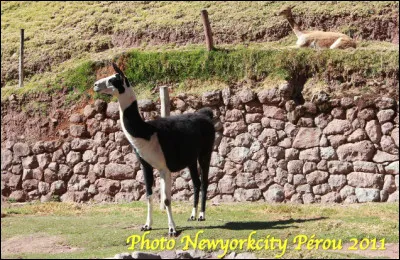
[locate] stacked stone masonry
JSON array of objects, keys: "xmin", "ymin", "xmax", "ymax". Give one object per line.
[{"xmin": 1, "ymin": 83, "xmax": 399, "ymax": 204}]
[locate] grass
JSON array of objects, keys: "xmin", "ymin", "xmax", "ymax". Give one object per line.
[
  {"xmin": 1, "ymin": 201, "xmax": 398, "ymax": 259},
  {"xmin": 21, "ymin": 100, "xmax": 49, "ymax": 117},
  {"xmin": 136, "ymin": 47, "xmax": 397, "ymax": 82},
  {"xmin": 1, "ymin": 2, "xmax": 399, "ymax": 87},
  {"xmin": 1, "ymin": 46, "xmax": 398, "ymax": 103}
]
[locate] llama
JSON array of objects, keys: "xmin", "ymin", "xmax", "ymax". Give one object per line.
[
  {"xmin": 93, "ymin": 63, "xmax": 215, "ymax": 236},
  {"xmin": 276, "ymin": 5, "xmax": 356, "ymax": 49}
]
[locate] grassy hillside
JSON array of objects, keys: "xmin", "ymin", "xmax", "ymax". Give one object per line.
[{"xmin": 1, "ymin": 1, "xmax": 399, "ymax": 101}]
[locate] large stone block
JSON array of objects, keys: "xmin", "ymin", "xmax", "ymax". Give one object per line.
[
  {"xmin": 105, "ymin": 163, "xmax": 135, "ymax": 180},
  {"xmin": 292, "ymin": 128, "xmax": 322, "ymax": 149},
  {"xmin": 258, "ymin": 128, "xmax": 278, "ymax": 146},
  {"xmin": 385, "ymin": 161, "xmax": 399, "ymax": 175},
  {"xmin": 202, "ymin": 90, "xmax": 221, "ymax": 106},
  {"xmin": 106, "ymin": 102, "xmax": 120, "ymax": 119},
  {"xmin": 373, "ymin": 151, "xmax": 398, "ymax": 163},
  {"xmin": 377, "ymin": 109, "xmax": 395, "ymax": 123},
  {"xmin": 323, "ymin": 119, "xmax": 352, "ymax": 135},
  {"xmin": 299, "ymin": 148, "xmax": 320, "ymax": 162},
  {"xmin": 234, "ymin": 133, "xmax": 253, "ymax": 148},
  {"xmin": 352, "ymin": 161, "xmax": 377, "ymax": 173},
  {"xmin": 267, "ymin": 146, "xmax": 285, "ymax": 160},
  {"xmin": 337, "ymin": 141, "xmax": 375, "ymax": 162},
  {"xmin": 328, "ymin": 161, "xmax": 353, "ymax": 174},
  {"xmin": 355, "ymin": 188, "xmax": 380, "ymax": 202},
  {"xmin": 1, "ymin": 149, "xmax": 13, "ymax": 170},
  {"xmin": 264, "ymin": 184, "xmax": 285, "ymax": 203},
  {"xmin": 375, "ymin": 97, "xmax": 396, "ymax": 109},
  {"xmin": 258, "ymin": 89, "xmax": 280, "ymax": 104},
  {"xmin": 391, "ymin": 128, "xmax": 399, "ymax": 147},
  {"xmin": 263, "ymin": 106, "xmax": 286, "ymax": 120},
  {"xmin": 347, "ymin": 129, "xmax": 367, "ymax": 143},
  {"xmin": 313, "ymin": 183, "xmax": 331, "ymax": 195},
  {"xmin": 306, "ymin": 171, "xmax": 329, "ymax": 185},
  {"xmin": 218, "ymin": 175, "xmax": 236, "ymax": 194},
  {"xmin": 320, "ymin": 147, "xmax": 337, "ymax": 160},
  {"xmin": 223, "ymin": 121, "xmax": 247, "ymax": 137},
  {"xmin": 365, "ymin": 120, "xmax": 382, "ymax": 144},
  {"xmin": 321, "ymin": 192, "xmax": 341, "ymax": 203},
  {"xmin": 95, "ymin": 178, "xmax": 121, "ymax": 196},
  {"xmin": 287, "ymin": 160, "xmax": 303, "ymax": 175},
  {"xmin": 238, "ymin": 88, "xmax": 255, "ymax": 103},
  {"xmin": 347, "ymin": 172, "xmax": 383, "ymax": 188},
  {"xmin": 73, "ymin": 162, "xmax": 89, "ymax": 175},
  {"xmin": 328, "ymin": 175, "xmax": 347, "ymax": 191},
  {"xmin": 70, "ymin": 125, "xmax": 87, "ymax": 137},
  {"xmin": 225, "ymin": 109, "xmax": 243, "ymax": 122},
  {"xmin": 13, "ymin": 142, "xmax": 30, "ymax": 157},
  {"xmin": 22, "ymin": 179, "xmax": 38, "ymax": 192}
]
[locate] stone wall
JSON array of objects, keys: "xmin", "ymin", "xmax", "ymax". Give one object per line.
[{"xmin": 1, "ymin": 83, "xmax": 399, "ymax": 204}]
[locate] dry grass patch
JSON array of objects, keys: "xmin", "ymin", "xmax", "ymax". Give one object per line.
[{"xmin": 1, "ymin": 233, "xmax": 82, "ymax": 255}]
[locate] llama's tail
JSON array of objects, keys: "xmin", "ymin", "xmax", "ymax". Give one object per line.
[{"xmin": 197, "ymin": 107, "xmax": 214, "ymax": 120}]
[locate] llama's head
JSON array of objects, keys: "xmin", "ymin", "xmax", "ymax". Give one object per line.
[
  {"xmin": 275, "ymin": 5, "xmax": 295, "ymax": 17},
  {"xmin": 93, "ymin": 63, "xmax": 131, "ymax": 95}
]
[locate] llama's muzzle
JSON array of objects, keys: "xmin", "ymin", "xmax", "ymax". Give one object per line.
[{"xmin": 93, "ymin": 78, "xmax": 108, "ymax": 92}]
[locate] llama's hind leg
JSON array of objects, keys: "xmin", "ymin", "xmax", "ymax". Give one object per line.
[
  {"xmin": 160, "ymin": 170, "xmax": 177, "ymax": 236},
  {"xmin": 198, "ymin": 152, "xmax": 211, "ymax": 221},
  {"xmin": 140, "ymin": 158, "xmax": 154, "ymax": 231},
  {"xmin": 188, "ymin": 163, "xmax": 201, "ymax": 221}
]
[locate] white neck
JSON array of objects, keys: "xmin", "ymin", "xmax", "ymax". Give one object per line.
[{"xmin": 117, "ymin": 87, "xmax": 137, "ymax": 112}]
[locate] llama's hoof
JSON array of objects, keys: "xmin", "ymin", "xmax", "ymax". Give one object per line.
[
  {"xmin": 168, "ymin": 228, "xmax": 177, "ymax": 237},
  {"xmin": 140, "ymin": 225, "xmax": 152, "ymax": 231},
  {"xmin": 197, "ymin": 216, "xmax": 206, "ymax": 221},
  {"xmin": 187, "ymin": 216, "xmax": 197, "ymax": 221}
]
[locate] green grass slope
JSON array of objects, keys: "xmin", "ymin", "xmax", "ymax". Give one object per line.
[{"xmin": 1, "ymin": 47, "xmax": 398, "ymax": 103}]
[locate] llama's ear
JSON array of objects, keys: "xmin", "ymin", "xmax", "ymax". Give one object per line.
[{"xmin": 112, "ymin": 62, "xmax": 125, "ymax": 78}]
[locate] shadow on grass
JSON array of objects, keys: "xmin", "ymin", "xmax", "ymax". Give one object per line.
[
  {"xmin": 179, "ymin": 217, "xmax": 328, "ymax": 232},
  {"xmin": 124, "ymin": 217, "xmax": 328, "ymax": 239}
]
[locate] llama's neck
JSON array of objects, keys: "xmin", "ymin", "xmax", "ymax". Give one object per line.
[
  {"xmin": 117, "ymin": 87, "xmax": 145, "ymax": 127},
  {"xmin": 117, "ymin": 87, "xmax": 137, "ymax": 111},
  {"xmin": 118, "ymin": 90, "xmax": 155, "ymax": 142},
  {"xmin": 286, "ymin": 15, "xmax": 303, "ymax": 37}
]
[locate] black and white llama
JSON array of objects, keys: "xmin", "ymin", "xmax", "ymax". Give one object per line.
[{"xmin": 93, "ymin": 63, "xmax": 215, "ymax": 236}]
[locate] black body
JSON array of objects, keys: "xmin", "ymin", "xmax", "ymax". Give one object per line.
[{"xmin": 123, "ymin": 100, "xmax": 215, "ymax": 215}]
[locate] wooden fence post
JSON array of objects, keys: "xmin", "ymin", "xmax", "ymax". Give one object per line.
[
  {"xmin": 200, "ymin": 9, "xmax": 214, "ymax": 51},
  {"xmin": 19, "ymin": 29, "xmax": 24, "ymax": 88},
  {"xmin": 160, "ymin": 86, "xmax": 170, "ymax": 117}
]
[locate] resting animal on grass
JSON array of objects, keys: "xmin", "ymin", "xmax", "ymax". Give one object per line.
[
  {"xmin": 276, "ymin": 5, "xmax": 357, "ymax": 49},
  {"xmin": 93, "ymin": 63, "xmax": 215, "ymax": 236}
]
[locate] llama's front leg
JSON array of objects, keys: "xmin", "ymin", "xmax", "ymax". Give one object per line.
[
  {"xmin": 330, "ymin": 37, "xmax": 343, "ymax": 49},
  {"xmin": 141, "ymin": 195, "xmax": 153, "ymax": 231},
  {"xmin": 139, "ymin": 158, "xmax": 154, "ymax": 231},
  {"xmin": 160, "ymin": 170, "xmax": 177, "ymax": 236}
]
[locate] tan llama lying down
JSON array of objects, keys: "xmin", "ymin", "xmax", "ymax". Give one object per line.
[{"xmin": 276, "ymin": 6, "xmax": 357, "ymax": 49}]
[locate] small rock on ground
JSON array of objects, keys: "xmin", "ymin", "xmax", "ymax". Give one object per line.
[{"xmin": 111, "ymin": 250, "xmax": 258, "ymax": 259}]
